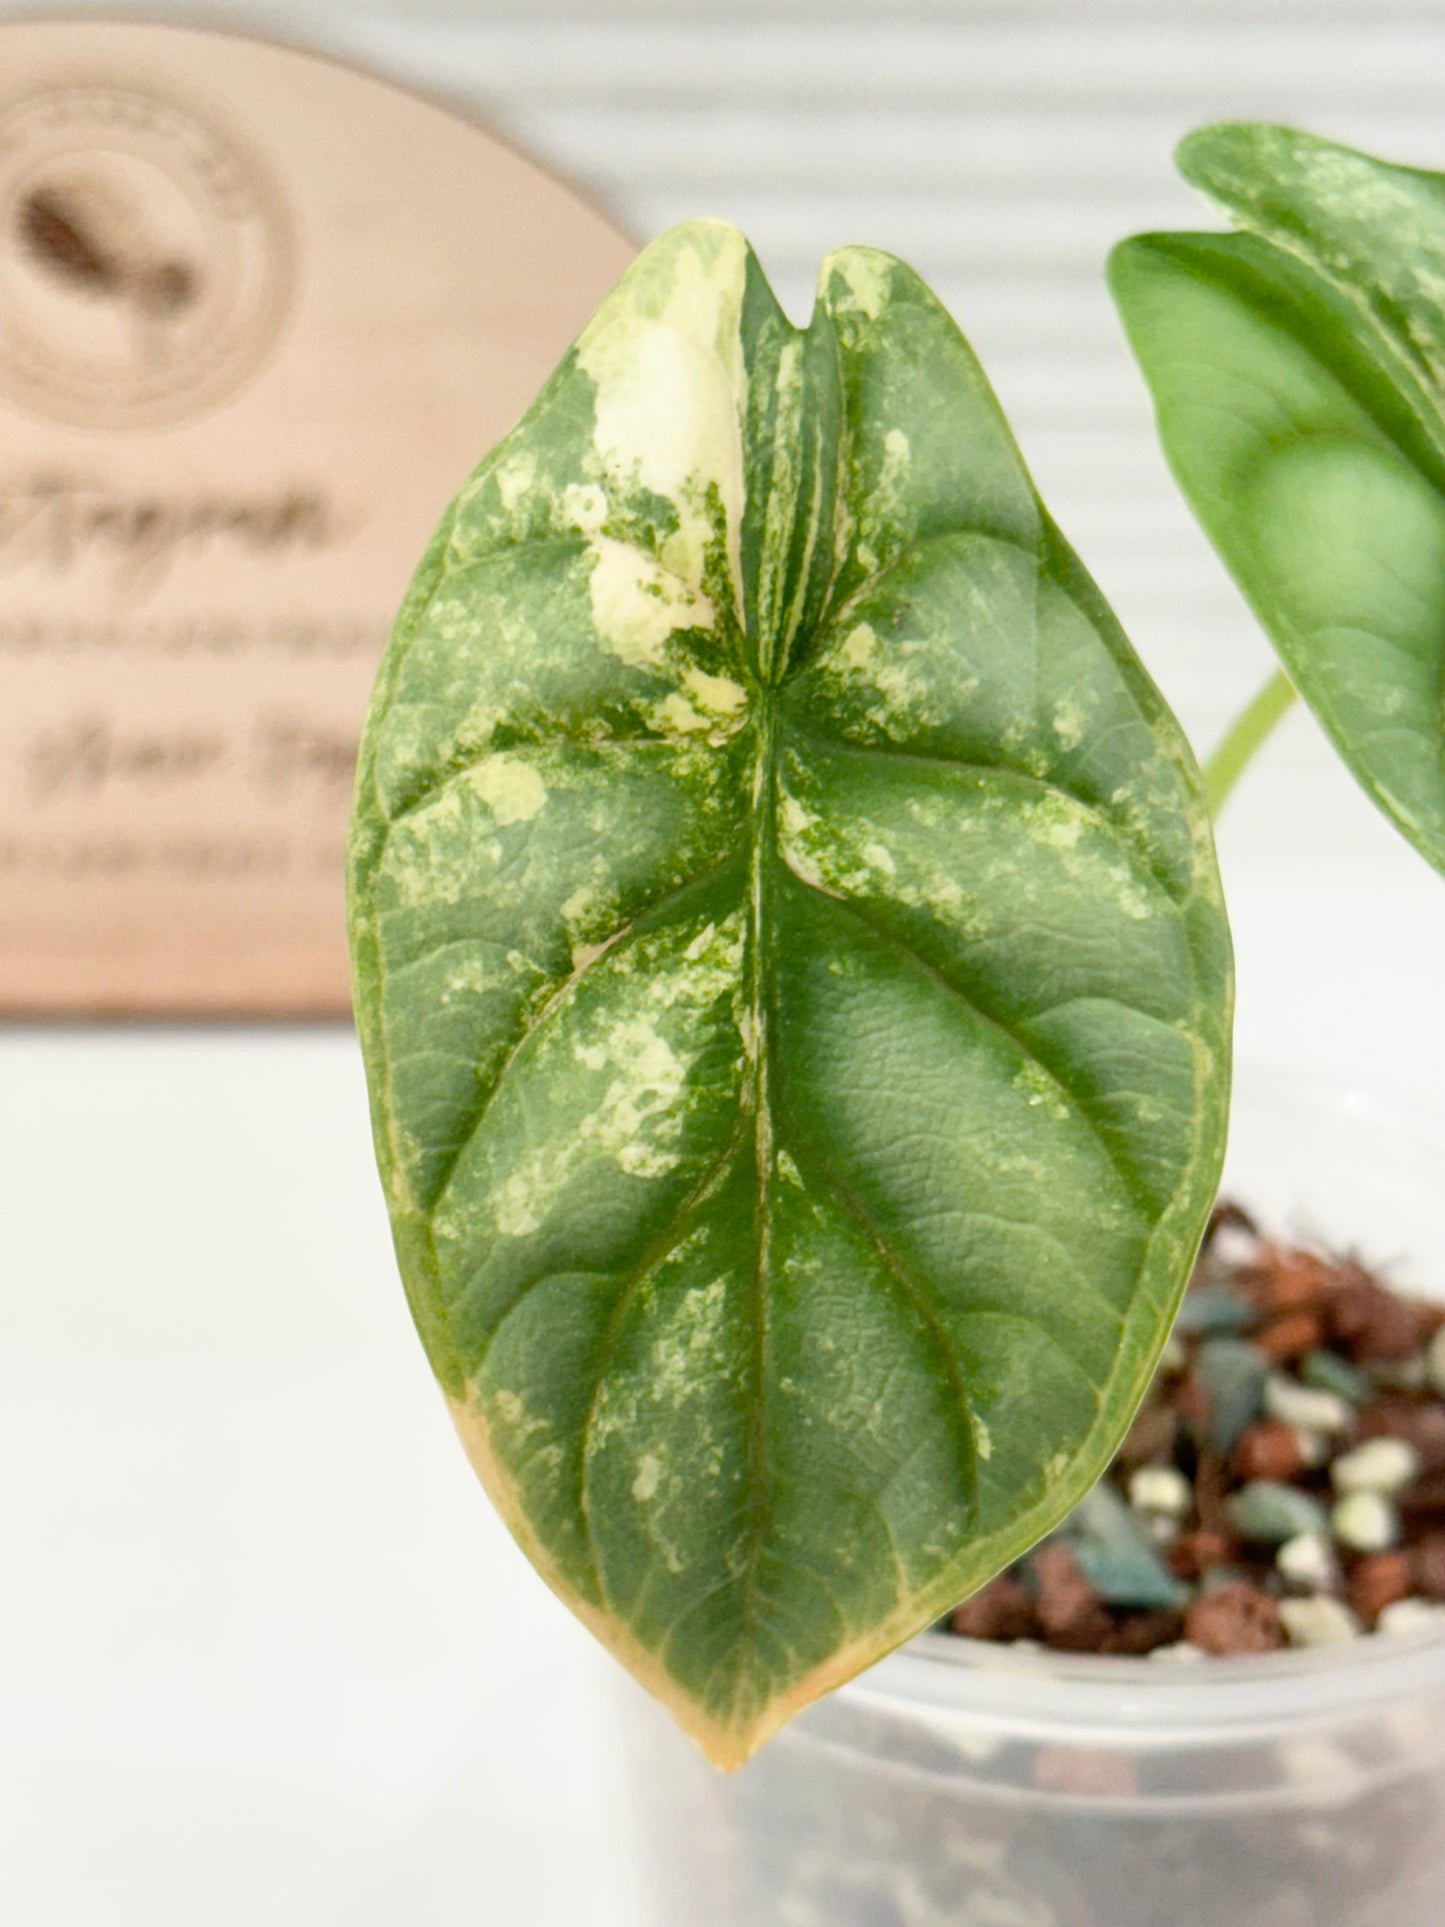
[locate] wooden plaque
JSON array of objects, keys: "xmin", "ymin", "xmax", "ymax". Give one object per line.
[{"xmin": 0, "ymin": 19, "xmax": 634, "ymax": 1013}]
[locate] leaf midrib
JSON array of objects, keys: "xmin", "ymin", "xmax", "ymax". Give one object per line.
[{"xmin": 735, "ymin": 687, "xmax": 780, "ymax": 1670}]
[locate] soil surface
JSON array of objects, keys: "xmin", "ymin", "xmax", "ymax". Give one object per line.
[{"xmin": 947, "ymin": 1204, "xmax": 1445, "ymax": 1657}]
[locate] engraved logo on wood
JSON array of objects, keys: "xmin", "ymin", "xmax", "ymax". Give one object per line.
[
  {"xmin": 0, "ymin": 80, "xmax": 292, "ymax": 429},
  {"xmin": 0, "ymin": 20, "xmax": 634, "ymax": 1013}
]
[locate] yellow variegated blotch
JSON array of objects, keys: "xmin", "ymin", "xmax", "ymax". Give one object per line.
[{"xmin": 348, "ymin": 223, "xmax": 1232, "ymax": 1767}]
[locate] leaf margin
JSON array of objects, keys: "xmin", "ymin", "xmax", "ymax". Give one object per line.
[{"xmin": 348, "ymin": 220, "xmax": 1234, "ymax": 1769}]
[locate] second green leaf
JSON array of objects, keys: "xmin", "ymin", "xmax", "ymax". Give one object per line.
[{"xmin": 1111, "ymin": 122, "xmax": 1445, "ymax": 872}]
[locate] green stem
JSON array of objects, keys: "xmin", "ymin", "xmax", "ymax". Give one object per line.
[{"xmin": 1201, "ymin": 667, "xmax": 1298, "ymax": 818}]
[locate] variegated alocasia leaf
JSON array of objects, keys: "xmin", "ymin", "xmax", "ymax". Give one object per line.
[
  {"xmin": 1111, "ymin": 123, "xmax": 1445, "ymax": 876},
  {"xmin": 348, "ymin": 221, "xmax": 1231, "ymax": 1768}
]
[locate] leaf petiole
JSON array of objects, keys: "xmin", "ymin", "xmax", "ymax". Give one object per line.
[{"xmin": 1202, "ymin": 667, "xmax": 1297, "ymax": 818}]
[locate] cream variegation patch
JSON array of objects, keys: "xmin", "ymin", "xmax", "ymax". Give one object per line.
[
  {"xmin": 577, "ymin": 221, "xmax": 748, "ymax": 605},
  {"xmin": 473, "ymin": 754, "xmax": 547, "ymax": 825},
  {"xmin": 824, "ymin": 245, "xmax": 893, "ymax": 320},
  {"xmin": 586, "ymin": 535, "xmax": 715, "ymax": 667}
]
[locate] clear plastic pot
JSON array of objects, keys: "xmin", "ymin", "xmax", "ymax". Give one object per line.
[{"xmin": 621, "ymin": 1069, "xmax": 1445, "ymax": 1926}]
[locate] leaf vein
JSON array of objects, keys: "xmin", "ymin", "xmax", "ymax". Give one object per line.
[
  {"xmin": 419, "ymin": 852, "xmax": 746, "ymax": 1216},
  {"xmin": 783, "ymin": 1133, "xmax": 980, "ymax": 1510},
  {"xmin": 795, "ymin": 883, "xmax": 1151, "ymax": 1223}
]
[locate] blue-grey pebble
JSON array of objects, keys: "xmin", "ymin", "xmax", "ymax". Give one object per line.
[{"xmin": 1225, "ymin": 1480, "xmax": 1330, "ymax": 1545}]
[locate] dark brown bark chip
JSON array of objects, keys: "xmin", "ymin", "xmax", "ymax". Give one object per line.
[
  {"xmin": 1255, "ymin": 1311, "xmax": 1325, "ymax": 1363},
  {"xmin": 1168, "ymin": 1528, "xmax": 1234, "ymax": 1581},
  {"xmin": 1349, "ymin": 1552, "xmax": 1412, "ymax": 1626},
  {"xmin": 1396, "ymin": 1474, "xmax": 1445, "ymax": 1525},
  {"xmin": 1184, "ymin": 1581, "xmax": 1285, "ymax": 1655},
  {"xmin": 949, "ymin": 1573, "xmax": 1037, "ymax": 1643},
  {"xmin": 1410, "ymin": 1534, "xmax": 1445, "ymax": 1601},
  {"xmin": 1030, "ymin": 1543, "xmax": 1112, "ymax": 1650},
  {"xmin": 1193, "ymin": 1450, "xmax": 1229, "ymax": 1536},
  {"xmin": 1327, "ymin": 1270, "xmax": 1423, "ymax": 1361},
  {"xmin": 1357, "ymin": 1398, "xmax": 1445, "ymax": 1471},
  {"xmin": 1205, "ymin": 1200, "xmax": 1259, "ymax": 1247},
  {"xmin": 1232, "ymin": 1418, "xmax": 1305, "ymax": 1484},
  {"xmin": 1241, "ymin": 1246, "xmax": 1335, "ymax": 1313},
  {"xmin": 1098, "ymin": 1609, "xmax": 1185, "ymax": 1655},
  {"xmin": 1118, "ymin": 1399, "xmax": 1179, "ymax": 1467},
  {"xmin": 1174, "ymin": 1375, "xmax": 1211, "ymax": 1439}
]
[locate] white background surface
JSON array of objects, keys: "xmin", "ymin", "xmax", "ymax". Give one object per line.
[
  {"xmin": 8, "ymin": 3, "xmax": 1445, "ymax": 1922},
  {"xmin": 2, "ymin": 1030, "xmax": 653, "ymax": 1924}
]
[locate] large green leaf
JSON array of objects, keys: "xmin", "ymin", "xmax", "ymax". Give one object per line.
[
  {"xmin": 1111, "ymin": 123, "xmax": 1445, "ymax": 876},
  {"xmin": 348, "ymin": 222, "xmax": 1231, "ymax": 1767}
]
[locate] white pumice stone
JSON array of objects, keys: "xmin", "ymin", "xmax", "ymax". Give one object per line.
[
  {"xmin": 1276, "ymin": 1532, "xmax": 1339, "ymax": 1593},
  {"xmin": 1211, "ymin": 1221, "xmax": 1261, "ymax": 1270},
  {"xmin": 1149, "ymin": 1514, "xmax": 1181, "ymax": 1547},
  {"xmin": 1279, "ymin": 1595, "xmax": 1362, "ymax": 1648},
  {"xmin": 1428, "ymin": 1326, "xmax": 1445, "ymax": 1398},
  {"xmin": 1331, "ymin": 1437, "xmax": 1421, "ymax": 1496},
  {"xmin": 1378, "ymin": 1598, "xmax": 1445, "ymax": 1637},
  {"xmin": 1331, "ymin": 1490, "xmax": 1400, "ymax": 1554},
  {"xmin": 1127, "ymin": 1465, "xmax": 1192, "ymax": 1519},
  {"xmin": 1158, "ymin": 1334, "xmax": 1188, "ymax": 1376},
  {"xmin": 1264, "ymin": 1374, "xmax": 1352, "ymax": 1435},
  {"xmin": 1292, "ymin": 1426, "xmax": 1332, "ymax": 1470},
  {"xmin": 1148, "ymin": 1640, "xmax": 1208, "ymax": 1664}
]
